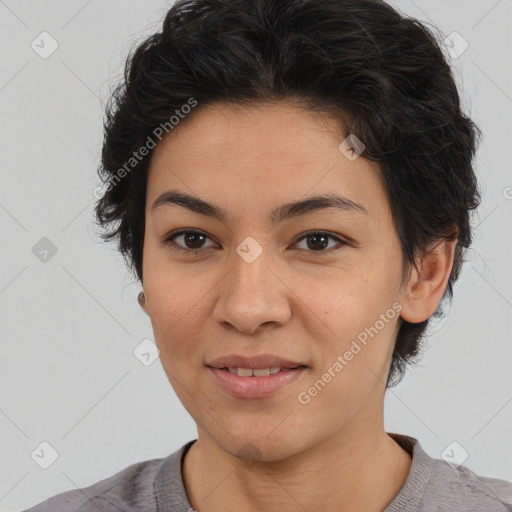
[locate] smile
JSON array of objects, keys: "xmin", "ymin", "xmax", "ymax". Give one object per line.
[{"xmin": 207, "ymin": 366, "xmax": 308, "ymax": 399}]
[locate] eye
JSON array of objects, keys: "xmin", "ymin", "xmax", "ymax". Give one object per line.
[
  {"xmin": 163, "ymin": 229, "xmax": 347, "ymax": 256},
  {"xmin": 163, "ymin": 229, "xmax": 218, "ymax": 254},
  {"xmin": 293, "ymin": 230, "xmax": 347, "ymax": 255}
]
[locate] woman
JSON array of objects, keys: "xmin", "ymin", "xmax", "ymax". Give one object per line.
[{"xmin": 26, "ymin": 0, "xmax": 512, "ymax": 510}]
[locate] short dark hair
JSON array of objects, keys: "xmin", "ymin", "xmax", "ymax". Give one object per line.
[{"xmin": 94, "ymin": 0, "xmax": 481, "ymax": 388}]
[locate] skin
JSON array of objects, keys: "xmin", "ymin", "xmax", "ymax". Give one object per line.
[{"xmin": 138, "ymin": 101, "xmax": 456, "ymax": 512}]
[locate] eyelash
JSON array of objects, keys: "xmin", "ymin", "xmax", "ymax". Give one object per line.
[{"xmin": 163, "ymin": 229, "xmax": 348, "ymax": 256}]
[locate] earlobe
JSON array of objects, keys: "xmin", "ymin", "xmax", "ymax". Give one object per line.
[
  {"xmin": 138, "ymin": 291, "xmax": 149, "ymax": 316},
  {"xmin": 400, "ymin": 238, "xmax": 457, "ymax": 324}
]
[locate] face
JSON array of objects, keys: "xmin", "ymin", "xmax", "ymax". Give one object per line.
[{"xmin": 141, "ymin": 101, "xmax": 409, "ymax": 461}]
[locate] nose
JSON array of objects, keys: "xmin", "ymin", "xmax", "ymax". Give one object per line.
[{"xmin": 213, "ymin": 247, "xmax": 292, "ymax": 335}]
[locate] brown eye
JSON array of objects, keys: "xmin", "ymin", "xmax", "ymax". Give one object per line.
[
  {"xmin": 163, "ymin": 229, "xmax": 347, "ymax": 256},
  {"xmin": 294, "ymin": 231, "xmax": 347, "ymax": 255},
  {"xmin": 164, "ymin": 230, "xmax": 218, "ymax": 253}
]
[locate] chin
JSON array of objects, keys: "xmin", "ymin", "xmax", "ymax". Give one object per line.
[{"xmin": 215, "ymin": 433, "xmax": 302, "ymax": 464}]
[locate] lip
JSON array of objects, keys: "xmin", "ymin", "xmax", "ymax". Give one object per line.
[
  {"xmin": 206, "ymin": 354, "xmax": 306, "ymax": 370},
  {"xmin": 207, "ymin": 366, "xmax": 308, "ymax": 399}
]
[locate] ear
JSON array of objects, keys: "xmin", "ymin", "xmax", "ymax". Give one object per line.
[
  {"xmin": 400, "ymin": 237, "xmax": 457, "ymax": 323},
  {"xmin": 138, "ymin": 291, "xmax": 150, "ymax": 317}
]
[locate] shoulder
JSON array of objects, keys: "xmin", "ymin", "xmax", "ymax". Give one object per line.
[
  {"xmin": 426, "ymin": 457, "xmax": 512, "ymax": 511},
  {"xmin": 386, "ymin": 433, "xmax": 512, "ymax": 512},
  {"xmin": 23, "ymin": 457, "xmax": 164, "ymax": 512}
]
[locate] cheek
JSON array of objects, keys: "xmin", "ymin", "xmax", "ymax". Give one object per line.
[
  {"xmin": 300, "ymin": 265, "xmax": 400, "ymax": 385},
  {"xmin": 143, "ymin": 274, "xmax": 203, "ymax": 366},
  {"xmin": 143, "ymin": 241, "xmax": 207, "ymax": 323},
  {"xmin": 302, "ymin": 257, "xmax": 396, "ymax": 329},
  {"xmin": 298, "ymin": 313, "xmax": 398, "ymax": 428}
]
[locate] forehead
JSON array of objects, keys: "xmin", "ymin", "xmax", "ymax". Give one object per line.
[
  {"xmin": 146, "ymin": 101, "xmax": 387, "ymax": 221},
  {"xmin": 152, "ymin": 101, "xmax": 348, "ymax": 162}
]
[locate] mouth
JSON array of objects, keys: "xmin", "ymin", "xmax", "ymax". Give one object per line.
[
  {"xmin": 206, "ymin": 353, "xmax": 308, "ymax": 371},
  {"xmin": 210, "ymin": 366, "xmax": 308, "ymax": 377},
  {"xmin": 206, "ymin": 365, "xmax": 308, "ymax": 399}
]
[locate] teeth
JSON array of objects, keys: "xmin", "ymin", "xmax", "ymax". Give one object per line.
[
  {"xmin": 227, "ymin": 367, "xmax": 282, "ymax": 376},
  {"xmin": 253, "ymin": 368, "xmax": 270, "ymax": 377}
]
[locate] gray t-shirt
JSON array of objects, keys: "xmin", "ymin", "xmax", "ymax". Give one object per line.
[{"xmin": 24, "ymin": 433, "xmax": 512, "ymax": 511}]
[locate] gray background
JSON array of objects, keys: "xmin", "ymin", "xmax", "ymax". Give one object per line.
[{"xmin": 1, "ymin": 0, "xmax": 511, "ymax": 510}]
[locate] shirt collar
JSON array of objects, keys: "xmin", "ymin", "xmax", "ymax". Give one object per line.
[{"xmin": 153, "ymin": 433, "xmax": 433, "ymax": 512}]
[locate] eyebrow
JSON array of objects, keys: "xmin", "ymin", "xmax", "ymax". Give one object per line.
[{"xmin": 151, "ymin": 189, "xmax": 368, "ymax": 223}]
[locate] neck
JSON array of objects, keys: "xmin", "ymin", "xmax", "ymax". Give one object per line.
[{"xmin": 182, "ymin": 427, "xmax": 412, "ymax": 512}]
